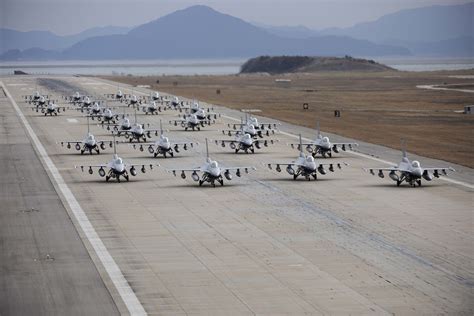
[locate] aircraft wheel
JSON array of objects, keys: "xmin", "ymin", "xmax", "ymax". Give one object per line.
[
  {"xmin": 328, "ymin": 152, "xmax": 332, "ymax": 158},
  {"xmin": 169, "ymin": 151, "xmax": 174, "ymax": 157},
  {"xmin": 293, "ymin": 174, "xmax": 298, "ymax": 180},
  {"xmin": 199, "ymin": 180, "xmax": 203, "ymax": 186},
  {"xmin": 125, "ymin": 175, "xmax": 129, "ymax": 182},
  {"xmin": 154, "ymin": 152, "xmax": 158, "ymax": 158},
  {"xmin": 106, "ymin": 176, "xmax": 110, "ymax": 182},
  {"xmin": 185, "ymin": 128, "xmax": 188, "ymax": 131},
  {"xmin": 417, "ymin": 180, "xmax": 422, "ymax": 186},
  {"xmin": 80, "ymin": 150, "xmax": 84, "ymax": 155},
  {"xmin": 117, "ymin": 176, "xmax": 121, "ymax": 183},
  {"xmin": 396, "ymin": 180, "xmax": 401, "ymax": 187}
]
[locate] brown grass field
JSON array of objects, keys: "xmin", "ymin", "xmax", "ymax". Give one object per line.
[{"xmin": 101, "ymin": 70, "xmax": 474, "ymax": 167}]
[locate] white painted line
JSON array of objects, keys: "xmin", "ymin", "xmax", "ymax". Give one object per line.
[
  {"xmin": 417, "ymin": 84, "xmax": 474, "ymax": 94},
  {"xmin": 1, "ymin": 82, "xmax": 147, "ymax": 316},
  {"xmin": 95, "ymin": 78, "xmax": 474, "ymax": 189},
  {"xmin": 448, "ymin": 75, "xmax": 474, "ymax": 79},
  {"xmin": 67, "ymin": 118, "xmax": 79, "ymax": 123},
  {"xmin": 7, "ymin": 83, "xmax": 28, "ymax": 86}
]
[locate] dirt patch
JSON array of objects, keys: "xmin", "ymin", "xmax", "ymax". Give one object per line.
[{"xmin": 100, "ymin": 71, "xmax": 474, "ymax": 167}]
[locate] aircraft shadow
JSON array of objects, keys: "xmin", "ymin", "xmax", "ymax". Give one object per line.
[{"xmin": 358, "ymin": 182, "xmax": 444, "ymax": 189}]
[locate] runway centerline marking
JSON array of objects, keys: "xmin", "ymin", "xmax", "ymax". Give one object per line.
[
  {"xmin": 1, "ymin": 81, "xmax": 147, "ymax": 316},
  {"xmin": 94, "ymin": 78, "xmax": 474, "ymax": 190}
]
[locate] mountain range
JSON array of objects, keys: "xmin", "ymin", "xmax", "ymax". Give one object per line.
[
  {"xmin": 1, "ymin": 3, "xmax": 472, "ymax": 61},
  {"xmin": 0, "ymin": 26, "xmax": 131, "ymax": 54},
  {"xmin": 261, "ymin": 2, "xmax": 473, "ymax": 57}
]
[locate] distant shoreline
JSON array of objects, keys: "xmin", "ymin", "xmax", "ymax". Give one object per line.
[{"xmin": 1, "ymin": 57, "xmax": 473, "ymax": 75}]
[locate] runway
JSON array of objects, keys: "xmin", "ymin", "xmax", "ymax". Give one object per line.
[
  {"xmin": 0, "ymin": 80, "xmax": 119, "ymax": 315},
  {"xmin": 1, "ymin": 75, "xmax": 472, "ymax": 315}
]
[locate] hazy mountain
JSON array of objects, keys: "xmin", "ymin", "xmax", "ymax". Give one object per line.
[
  {"xmin": 1, "ymin": 48, "xmax": 62, "ymax": 61},
  {"xmin": 320, "ymin": 2, "xmax": 473, "ymax": 43},
  {"xmin": 62, "ymin": 5, "xmax": 408, "ymax": 60},
  {"xmin": 388, "ymin": 36, "xmax": 474, "ymax": 57},
  {"xmin": 250, "ymin": 23, "xmax": 321, "ymax": 39},
  {"xmin": 0, "ymin": 25, "xmax": 131, "ymax": 54}
]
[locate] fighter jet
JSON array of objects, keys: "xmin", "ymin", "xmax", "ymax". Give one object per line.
[
  {"xmin": 180, "ymin": 100, "xmax": 220, "ymax": 119},
  {"xmin": 104, "ymin": 88, "xmax": 128, "ymax": 102},
  {"xmin": 59, "ymin": 117, "xmax": 116, "ymax": 155},
  {"xmin": 32, "ymin": 101, "xmax": 66, "ymax": 116},
  {"xmin": 75, "ymin": 96, "xmax": 96, "ymax": 111},
  {"xmin": 62, "ymin": 91, "xmax": 92, "ymax": 105},
  {"xmin": 85, "ymin": 101, "xmax": 107, "ymax": 115},
  {"xmin": 222, "ymin": 122, "xmax": 260, "ymax": 139},
  {"xmin": 193, "ymin": 107, "xmax": 220, "ymax": 122},
  {"xmin": 126, "ymin": 93, "xmax": 142, "ymax": 108},
  {"xmin": 102, "ymin": 116, "xmax": 132, "ymax": 134},
  {"xmin": 148, "ymin": 91, "xmax": 162, "ymax": 102},
  {"xmin": 267, "ymin": 134, "xmax": 346, "ymax": 181},
  {"xmin": 23, "ymin": 90, "xmax": 50, "ymax": 104},
  {"xmin": 214, "ymin": 128, "xmax": 277, "ymax": 154},
  {"xmin": 290, "ymin": 121, "xmax": 358, "ymax": 157},
  {"xmin": 161, "ymin": 96, "xmax": 187, "ymax": 111},
  {"xmin": 167, "ymin": 139, "xmax": 256, "ymax": 187},
  {"xmin": 130, "ymin": 121, "xmax": 198, "ymax": 158},
  {"xmin": 228, "ymin": 112, "xmax": 279, "ymax": 136},
  {"xmin": 139, "ymin": 101, "xmax": 160, "ymax": 115},
  {"xmin": 89, "ymin": 107, "xmax": 120, "ymax": 124},
  {"xmin": 114, "ymin": 110, "xmax": 160, "ymax": 142},
  {"xmin": 364, "ymin": 141, "xmax": 455, "ymax": 187},
  {"xmin": 169, "ymin": 113, "xmax": 213, "ymax": 131},
  {"xmin": 75, "ymin": 137, "xmax": 158, "ymax": 182},
  {"xmin": 169, "ymin": 96, "xmax": 183, "ymax": 109}
]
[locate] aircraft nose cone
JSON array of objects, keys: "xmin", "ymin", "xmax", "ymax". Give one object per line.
[
  {"xmin": 413, "ymin": 168, "xmax": 423, "ymax": 177},
  {"xmin": 116, "ymin": 164, "xmax": 125, "ymax": 173}
]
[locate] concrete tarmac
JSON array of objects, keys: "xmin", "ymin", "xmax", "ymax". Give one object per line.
[
  {"xmin": 0, "ymin": 82, "xmax": 119, "ymax": 315},
  {"xmin": 1, "ymin": 75, "xmax": 472, "ymax": 315}
]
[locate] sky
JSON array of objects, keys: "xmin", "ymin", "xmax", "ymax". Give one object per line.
[{"xmin": 1, "ymin": 0, "xmax": 469, "ymax": 35}]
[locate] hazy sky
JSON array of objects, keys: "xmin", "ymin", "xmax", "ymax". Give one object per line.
[{"xmin": 1, "ymin": 0, "xmax": 469, "ymax": 35}]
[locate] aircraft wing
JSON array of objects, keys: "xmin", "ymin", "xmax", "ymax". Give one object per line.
[
  {"xmin": 75, "ymin": 163, "xmax": 108, "ymax": 170},
  {"xmin": 331, "ymin": 142, "xmax": 359, "ymax": 151},
  {"xmin": 423, "ymin": 167, "xmax": 455, "ymax": 172},
  {"xmin": 364, "ymin": 167, "xmax": 399, "ymax": 176},
  {"xmin": 213, "ymin": 139, "xmax": 238, "ymax": 144},
  {"xmin": 170, "ymin": 142, "xmax": 198, "ymax": 151},
  {"xmin": 123, "ymin": 162, "xmax": 159, "ymax": 169},
  {"xmin": 268, "ymin": 162, "xmax": 346, "ymax": 172},
  {"xmin": 166, "ymin": 167, "xmax": 202, "ymax": 179},
  {"xmin": 256, "ymin": 122, "xmax": 280, "ymax": 130},
  {"xmin": 421, "ymin": 166, "xmax": 455, "ymax": 177},
  {"xmin": 60, "ymin": 140, "xmax": 116, "ymax": 147},
  {"xmin": 220, "ymin": 166, "xmax": 256, "ymax": 172},
  {"xmin": 288, "ymin": 142, "xmax": 314, "ymax": 149}
]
